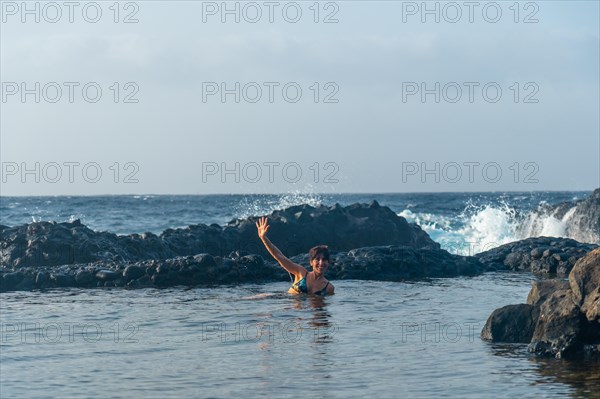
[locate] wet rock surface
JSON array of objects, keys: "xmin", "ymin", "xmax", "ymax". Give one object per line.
[
  {"xmin": 527, "ymin": 279, "xmax": 570, "ymax": 307},
  {"xmin": 481, "ymin": 304, "xmax": 540, "ymax": 343},
  {"xmin": 295, "ymin": 245, "xmax": 486, "ymax": 280},
  {"xmin": 0, "ymin": 201, "xmax": 439, "ymax": 269},
  {"xmin": 476, "ymin": 237, "xmax": 597, "ymax": 276},
  {"xmin": 482, "ymin": 248, "xmax": 600, "ymax": 359},
  {"xmin": 569, "ymin": 248, "xmax": 600, "ymax": 323}
]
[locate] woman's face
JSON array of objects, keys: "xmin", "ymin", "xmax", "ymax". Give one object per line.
[{"xmin": 310, "ymin": 254, "xmax": 330, "ymax": 274}]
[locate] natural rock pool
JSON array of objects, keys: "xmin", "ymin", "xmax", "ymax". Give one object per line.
[{"xmin": 2, "ymin": 272, "xmax": 598, "ymax": 398}]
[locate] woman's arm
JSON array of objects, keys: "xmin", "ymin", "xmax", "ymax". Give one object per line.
[{"xmin": 256, "ymin": 217, "xmax": 306, "ymax": 278}]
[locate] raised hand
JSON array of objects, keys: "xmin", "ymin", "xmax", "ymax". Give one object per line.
[{"xmin": 255, "ymin": 216, "xmax": 270, "ymax": 240}]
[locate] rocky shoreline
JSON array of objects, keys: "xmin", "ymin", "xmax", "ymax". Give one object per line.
[
  {"xmin": 1, "ymin": 200, "xmax": 598, "ymax": 293},
  {"xmin": 0, "ymin": 244, "xmax": 491, "ymax": 292},
  {"xmin": 482, "ymin": 248, "xmax": 600, "ymax": 360},
  {"xmin": 0, "ymin": 200, "xmax": 438, "ymax": 269}
]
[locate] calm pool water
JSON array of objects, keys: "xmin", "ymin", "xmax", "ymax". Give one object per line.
[{"xmin": 1, "ymin": 273, "xmax": 598, "ymax": 398}]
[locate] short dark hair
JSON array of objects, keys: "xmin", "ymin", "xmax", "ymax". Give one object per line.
[{"xmin": 309, "ymin": 245, "xmax": 330, "ymax": 262}]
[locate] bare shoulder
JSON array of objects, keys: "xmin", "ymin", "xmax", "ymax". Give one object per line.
[
  {"xmin": 327, "ymin": 282, "xmax": 335, "ymax": 295},
  {"xmin": 279, "ymin": 258, "xmax": 307, "ymax": 279},
  {"xmin": 289, "ymin": 263, "xmax": 308, "ymax": 280}
]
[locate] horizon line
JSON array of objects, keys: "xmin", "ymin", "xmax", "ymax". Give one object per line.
[{"xmin": 0, "ymin": 188, "xmax": 597, "ymax": 198}]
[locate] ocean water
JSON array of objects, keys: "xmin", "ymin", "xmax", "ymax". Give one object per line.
[{"xmin": 1, "ymin": 191, "xmax": 599, "ymax": 398}]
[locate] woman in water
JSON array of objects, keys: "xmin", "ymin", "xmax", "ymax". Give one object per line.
[{"xmin": 256, "ymin": 217, "xmax": 335, "ymax": 296}]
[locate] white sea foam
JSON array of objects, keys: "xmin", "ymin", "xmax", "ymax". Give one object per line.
[
  {"xmin": 518, "ymin": 205, "xmax": 598, "ymax": 244},
  {"xmin": 399, "ymin": 209, "xmax": 452, "ymax": 232},
  {"xmin": 235, "ymin": 190, "xmax": 324, "ymax": 221},
  {"xmin": 399, "ymin": 201, "xmax": 598, "ymax": 255},
  {"xmin": 400, "ymin": 208, "xmax": 479, "ymax": 255},
  {"xmin": 455, "ymin": 203, "xmax": 521, "ymax": 254},
  {"xmin": 68, "ymin": 214, "xmax": 86, "ymax": 223}
]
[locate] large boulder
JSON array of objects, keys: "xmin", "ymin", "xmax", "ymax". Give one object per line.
[
  {"xmin": 527, "ymin": 279, "xmax": 570, "ymax": 307},
  {"xmin": 528, "ymin": 290, "xmax": 584, "ymax": 359},
  {"xmin": 481, "ymin": 304, "xmax": 540, "ymax": 343},
  {"xmin": 569, "ymin": 247, "xmax": 600, "ymax": 322},
  {"xmin": 222, "ymin": 201, "xmax": 440, "ymax": 258}
]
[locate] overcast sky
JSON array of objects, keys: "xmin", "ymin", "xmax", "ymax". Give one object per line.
[{"xmin": 1, "ymin": 0, "xmax": 598, "ymax": 195}]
